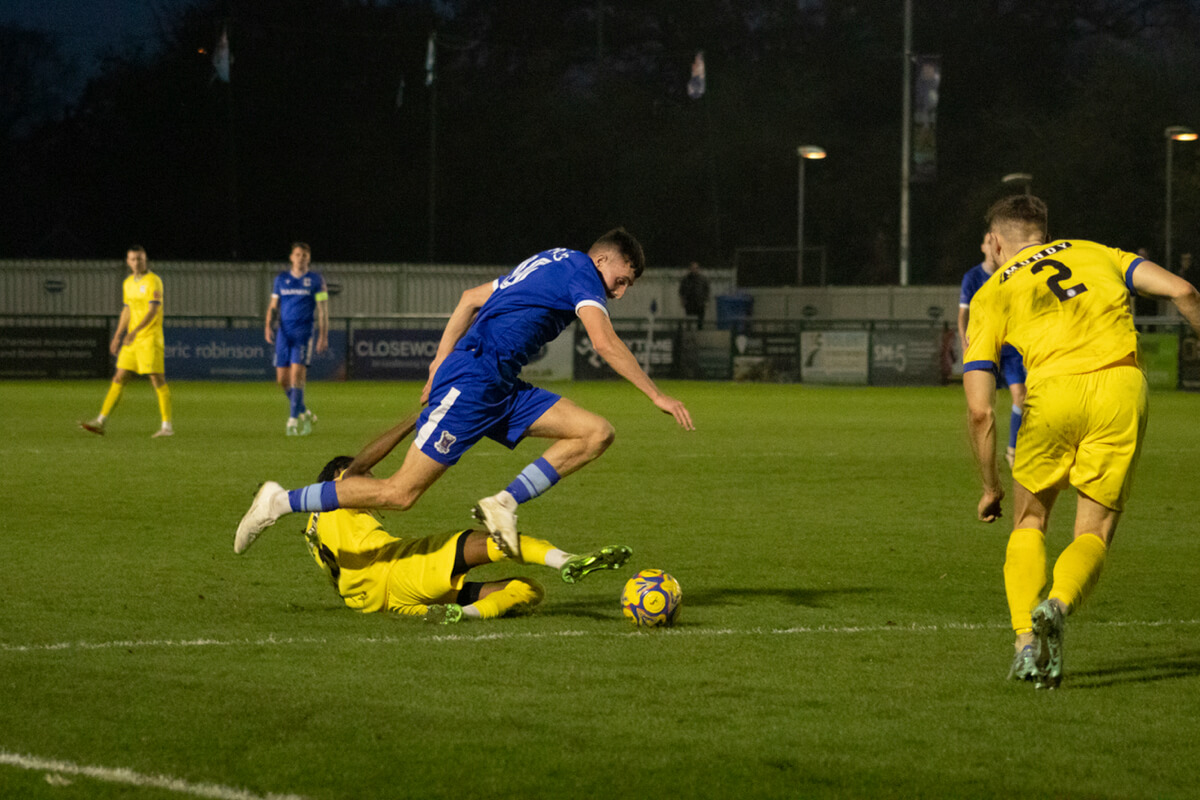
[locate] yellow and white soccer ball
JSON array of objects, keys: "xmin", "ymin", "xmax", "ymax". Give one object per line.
[{"xmin": 621, "ymin": 569, "xmax": 682, "ymax": 628}]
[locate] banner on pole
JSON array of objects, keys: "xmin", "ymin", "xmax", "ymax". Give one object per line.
[{"xmin": 911, "ymin": 55, "xmax": 940, "ymax": 183}]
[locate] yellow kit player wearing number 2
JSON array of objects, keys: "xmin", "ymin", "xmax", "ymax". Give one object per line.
[
  {"xmin": 80, "ymin": 245, "xmax": 173, "ymax": 438},
  {"xmin": 963, "ymin": 195, "xmax": 1200, "ymax": 689}
]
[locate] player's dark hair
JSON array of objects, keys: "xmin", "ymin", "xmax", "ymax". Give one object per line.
[
  {"xmin": 985, "ymin": 195, "xmax": 1049, "ymax": 241},
  {"xmin": 318, "ymin": 455, "xmax": 355, "ymax": 482},
  {"xmin": 292, "ymin": 241, "xmax": 311, "ymax": 254},
  {"xmin": 592, "ymin": 227, "xmax": 646, "ymax": 278},
  {"xmin": 128, "ymin": 245, "xmax": 146, "ymax": 255}
]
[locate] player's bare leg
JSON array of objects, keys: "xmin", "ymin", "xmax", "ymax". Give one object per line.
[
  {"xmin": 235, "ymin": 444, "xmax": 447, "ymax": 555},
  {"xmin": 475, "ymin": 399, "xmax": 615, "ymax": 559},
  {"xmin": 334, "ymin": 443, "xmax": 448, "ymax": 510}
]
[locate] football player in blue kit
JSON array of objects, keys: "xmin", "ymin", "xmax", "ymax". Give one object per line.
[
  {"xmin": 958, "ymin": 232, "xmax": 1026, "ymax": 467},
  {"xmin": 237, "ymin": 228, "xmax": 694, "ymax": 559},
  {"xmin": 264, "ymin": 242, "xmax": 329, "ymax": 435}
]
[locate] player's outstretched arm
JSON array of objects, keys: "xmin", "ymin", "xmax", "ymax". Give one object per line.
[
  {"xmin": 345, "ymin": 410, "xmax": 422, "ymax": 477},
  {"xmin": 577, "ymin": 306, "xmax": 695, "ymax": 430},
  {"xmin": 1131, "ymin": 259, "xmax": 1200, "ymax": 336},
  {"xmin": 421, "ymin": 281, "xmax": 494, "ymax": 404},
  {"xmin": 964, "ymin": 368, "xmax": 1003, "ymax": 522}
]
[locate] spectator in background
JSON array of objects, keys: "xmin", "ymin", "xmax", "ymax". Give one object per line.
[{"xmin": 679, "ymin": 261, "xmax": 711, "ymax": 329}]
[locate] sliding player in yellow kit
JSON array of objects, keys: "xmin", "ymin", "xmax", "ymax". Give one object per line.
[
  {"xmin": 236, "ymin": 411, "xmax": 633, "ymax": 623},
  {"xmin": 963, "ymin": 195, "xmax": 1200, "ymax": 688},
  {"xmin": 80, "ymin": 245, "xmax": 173, "ymax": 437}
]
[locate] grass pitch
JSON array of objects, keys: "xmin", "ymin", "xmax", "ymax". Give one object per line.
[{"xmin": 3, "ymin": 379, "xmax": 1200, "ymax": 799}]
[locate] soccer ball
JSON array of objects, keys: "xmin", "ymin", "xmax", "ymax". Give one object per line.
[{"xmin": 621, "ymin": 569, "xmax": 682, "ymax": 628}]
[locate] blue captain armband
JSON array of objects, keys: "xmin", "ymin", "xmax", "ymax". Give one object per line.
[
  {"xmin": 1124, "ymin": 258, "xmax": 1144, "ymax": 295},
  {"xmin": 963, "ymin": 360, "xmax": 996, "ymax": 373}
]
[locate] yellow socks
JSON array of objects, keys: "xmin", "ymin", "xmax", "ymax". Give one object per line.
[
  {"xmin": 100, "ymin": 382, "xmax": 124, "ymax": 418},
  {"xmin": 1004, "ymin": 527, "xmax": 1046, "ymax": 634},
  {"xmin": 1049, "ymin": 533, "xmax": 1107, "ymax": 614},
  {"xmin": 485, "ymin": 535, "xmax": 570, "ymax": 569},
  {"xmin": 155, "ymin": 384, "xmax": 172, "ymax": 425},
  {"xmin": 467, "ymin": 578, "xmax": 545, "ymax": 619},
  {"xmin": 516, "ymin": 535, "xmax": 571, "ymax": 568}
]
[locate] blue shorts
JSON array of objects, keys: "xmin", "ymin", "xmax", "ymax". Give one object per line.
[
  {"xmin": 275, "ymin": 328, "xmax": 314, "ymax": 368},
  {"xmin": 998, "ymin": 345, "xmax": 1026, "ymax": 389},
  {"xmin": 413, "ymin": 348, "xmax": 561, "ymax": 466}
]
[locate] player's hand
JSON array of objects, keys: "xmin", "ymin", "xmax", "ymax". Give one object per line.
[
  {"xmin": 653, "ymin": 394, "xmax": 695, "ymax": 430},
  {"xmin": 977, "ymin": 487, "xmax": 1004, "ymax": 523},
  {"xmin": 316, "ymin": 337, "xmax": 328, "ymax": 354},
  {"xmin": 122, "ymin": 331, "xmax": 136, "ymax": 346},
  {"xmin": 109, "ymin": 338, "xmax": 121, "ymax": 356},
  {"xmin": 264, "ymin": 328, "xmax": 275, "ymax": 345}
]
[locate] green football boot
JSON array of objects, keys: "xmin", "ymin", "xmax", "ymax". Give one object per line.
[
  {"xmin": 560, "ymin": 545, "xmax": 633, "ymax": 584},
  {"xmin": 1031, "ymin": 599, "xmax": 1065, "ymax": 689},
  {"xmin": 1007, "ymin": 644, "xmax": 1038, "ymax": 682},
  {"xmin": 425, "ymin": 604, "xmax": 465, "ymax": 625}
]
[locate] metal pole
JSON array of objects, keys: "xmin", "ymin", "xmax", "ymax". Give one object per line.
[
  {"xmin": 1166, "ymin": 136, "xmax": 1174, "ymax": 274},
  {"xmin": 427, "ymin": 31, "xmax": 437, "ymax": 265},
  {"xmin": 797, "ymin": 154, "xmax": 806, "ymax": 287},
  {"xmin": 898, "ymin": 0, "xmax": 912, "ymax": 287}
]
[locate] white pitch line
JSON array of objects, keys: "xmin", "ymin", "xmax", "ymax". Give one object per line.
[
  {"xmin": 3, "ymin": 618, "xmax": 1200, "ymax": 653},
  {"xmin": 0, "ymin": 750, "xmax": 306, "ymax": 800}
]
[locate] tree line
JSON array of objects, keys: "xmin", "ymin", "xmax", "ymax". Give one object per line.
[{"xmin": 3, "ymin": 0, "xmax": 1199, "ymax": 284}]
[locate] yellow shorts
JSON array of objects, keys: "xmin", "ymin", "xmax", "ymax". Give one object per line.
[
  {"xmin": 385, "ymin": 530, "xmax": 469, "ymax": 615},
  {"xmin": 1014, "ymin": 365, "xmax": 1148, "ymax": 511},
  {"xmin": 116, "ymin": 336, "xmax": 165, "ymax": 375}
]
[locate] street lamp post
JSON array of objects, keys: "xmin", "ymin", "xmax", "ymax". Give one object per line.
[
  {"xmin": 797, "ymin": 145, "xmax": 826, "ymax": 286},
  {"xmin": 1165, "ymin": 125, "xmax": 1197, "ymax": 274}
]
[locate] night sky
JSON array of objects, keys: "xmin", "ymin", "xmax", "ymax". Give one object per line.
[
  {"xmin": 0, "ymin": 0, "xmax": 176, "ymax": 95},
  {"xmin": 4, "ymin": 2, "xmax": 1200, "ymax": 275}
]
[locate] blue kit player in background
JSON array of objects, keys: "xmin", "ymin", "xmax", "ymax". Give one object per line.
[
  {"xmin": 264, "ymin": 242, "xmax": 329, "ymax": 436},
  {"xmin": 237, "ymin": 227, "xmax": 694, "ymax": 559},
  {"xmin": 959, "ymin": 232, "xmax": 1026, "ymax": 467}
]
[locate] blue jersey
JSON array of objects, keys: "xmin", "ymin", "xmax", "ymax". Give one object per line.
[
  {"xmin": 273, "ymin": 270, "xmax": 325, "ymax": 336},
  {"xmin": 459, "ymin": 248, "xmax": 609, "ymax": 378},
  {"xmin": 959, "ymin": 262, "xmax": 992, "ymax": 307}
]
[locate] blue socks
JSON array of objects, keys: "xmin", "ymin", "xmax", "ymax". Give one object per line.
[
  {"xmin": 505, "ymin": 457, "xmax": 561, "ymax": 504},
  {"xmin": 1010, "ymin": 405, "xmax": 1022, "ymax": 450},
  {"xmin": 288, "ymin": 387, "xmax": 306, "ymax": 418},
  {"xmin": 288, "ymin": 481, "xmax": 340, "ymax": 512}
]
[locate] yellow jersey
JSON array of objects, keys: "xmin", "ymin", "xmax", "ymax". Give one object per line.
[
  {"xmin": 304, "ymin": 508, "xmax": 404, "ymax": 613},
  {"xmin": 964, "ymin": 239, "xmax": 1142, "ymax": 387},
  {"xmin": 122, "ymin": 271, "xmax": 164, "ymax": 341}
]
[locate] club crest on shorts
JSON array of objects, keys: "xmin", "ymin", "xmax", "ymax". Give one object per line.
[{"xmin": 434, "ymin": 430, "xmax": 457, "ymax": 455}]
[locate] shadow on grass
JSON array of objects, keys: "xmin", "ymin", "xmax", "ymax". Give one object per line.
[
  {"xmin": 684, "ymin": 586, "xmax": 877, "ymax": 608},
  {"xmin": 538, "ymin": 586, "xmax": 877, "ymax": 620},
  {"xmin": 1070, "ymin": 650, "xmax": 1200, "ymax": 689}
]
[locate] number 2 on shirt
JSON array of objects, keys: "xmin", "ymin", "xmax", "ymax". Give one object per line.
[{"xmin": 1031, "ymin": 259, "xmax": 1088, "ymax": 302}]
